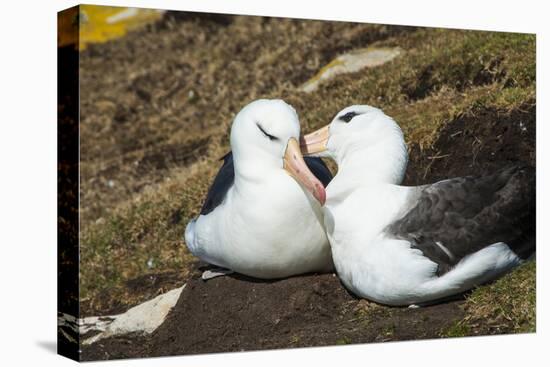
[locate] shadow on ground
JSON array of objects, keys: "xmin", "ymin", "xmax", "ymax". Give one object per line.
[{"xmin": 36, "ymin": 341, "xmax": 57, "ymax": 355}]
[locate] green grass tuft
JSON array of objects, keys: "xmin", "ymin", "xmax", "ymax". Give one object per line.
[
  {"xmin": 443, "ymin": 321, "xmax": 472, "ymax": 338},
  {"xmin": 459, "ymin": 262, "xmax": 536, "ymax": 335},
  {"xmin": 335, "ymin": 336, "xmax": 352, "ymax": 345}
]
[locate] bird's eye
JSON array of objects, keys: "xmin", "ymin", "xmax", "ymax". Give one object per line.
[
  {"xmin": 339, "ymin": 111, "xmax": 359, "ymax": 123},
  {"xmin": 256, "ymin": 123, "xmax": 278, "ymax": 141}
]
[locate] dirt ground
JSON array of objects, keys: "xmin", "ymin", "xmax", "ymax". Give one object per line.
[
  {"xmin": 73, "ymin": 10, "xmax": 536, "ymax": 361},
  {"xmin": 82, "ymin": 274, "xmax": 464, "ymax": 360}
]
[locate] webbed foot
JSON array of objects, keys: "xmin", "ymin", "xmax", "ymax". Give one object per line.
[{"xmin": 201, "ymin": 268, "xmax": 234, "ymax": 280}]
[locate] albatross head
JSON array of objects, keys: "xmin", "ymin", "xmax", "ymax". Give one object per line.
[
  {"xmin": 231, "ymin": 99, "xmax": 326, "ymax": 204},
  {"xmin": 301, "ymin": 105, "xmax": 408, "ymax": 184}
]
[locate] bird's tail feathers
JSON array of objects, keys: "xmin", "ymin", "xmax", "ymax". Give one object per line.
[{"xmin": 419, "ymin": 242, "xmax": 522, "ymax": 301}]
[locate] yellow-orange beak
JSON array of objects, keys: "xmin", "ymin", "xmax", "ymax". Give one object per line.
[
  {"xmin": 284, "ymin": 138, "xmax": 326, "ymax": 205},
  {"xmin": 300, "ymin": 125, "xmax": 330, "ymax": 156}
]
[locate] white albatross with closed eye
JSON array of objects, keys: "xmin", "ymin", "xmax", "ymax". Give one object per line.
[
  {"xmin": 301, "ymin": 105, "xmax": 535, "ymax": 306},
  {"xmin": 185, "ymin": 99, "xmax": 334, "ymax": 279}
]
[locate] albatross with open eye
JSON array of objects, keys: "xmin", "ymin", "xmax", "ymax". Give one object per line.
[
  {"xmin": 185, "ymin": 99, "xmax": 334, "ymax": 279},
  {"xmin": 301, "ymin": 105, "xmax": 535, "ymax": 306}
]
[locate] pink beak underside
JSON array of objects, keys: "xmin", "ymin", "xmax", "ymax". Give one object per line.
[{"xmin": 284, "ymin": 138, "xmax": 326, "ymax": 205}]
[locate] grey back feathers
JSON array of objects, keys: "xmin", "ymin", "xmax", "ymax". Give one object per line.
[
  {"xmin": 387, "ymin": 165, "xmax": 535, "ymax": 276},
  {"xmin": 199, "ymin": 151, "xmax": 333, "ymax": 215}
]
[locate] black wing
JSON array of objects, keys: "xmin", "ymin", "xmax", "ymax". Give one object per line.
[
  {"xmin": 304, "ymin": 156, "xmax": 333, "ymax": 187},
  {"xmin": 387, "ymin": 165, "xmax": 535, "ymax": 275},
  {"xmin": 200, "ymin": 152, "xmax": 235, "ymax": 215},
  {"xmin": 199, "ymin": 153, "xmax": 333, "ymax": 216}
]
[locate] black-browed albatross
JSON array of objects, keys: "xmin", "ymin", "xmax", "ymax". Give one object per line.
[
  {"xmin": 185, "ymin": 99, "xmax": 334, "ymax": 279},
  {"xmin": 301, "ymin": 105, "xmax": 535, "ymax": 306}
]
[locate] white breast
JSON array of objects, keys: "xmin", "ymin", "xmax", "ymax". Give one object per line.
[
  {"xmin": 323, "ymin": 183, "xmax": 440, "ymax": 304},
  {"xmin": 191, "ymin": 170, "xmax": 333, "ymax": 279}
]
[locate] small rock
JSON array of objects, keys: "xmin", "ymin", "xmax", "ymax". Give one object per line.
[{"xmin": 300, "ymin": 47, "xmax": 401, "ymax": 93}]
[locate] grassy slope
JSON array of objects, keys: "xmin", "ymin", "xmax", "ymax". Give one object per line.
[
  {"xmin": 79, "ymin": 14, "xmax": 535, "ymax": 333},
  {"xmin": 444, "ymin": 262, "xmax": 536, "ymax": 336}
]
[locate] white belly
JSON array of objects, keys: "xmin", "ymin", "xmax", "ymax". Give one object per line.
[
  {"xmin": 330, "ymin": 233, "xmax": 438, "ymax": 305},
  {"xmin": 188, "ymin": 172, "xmax": 333, "ymax": 279}
]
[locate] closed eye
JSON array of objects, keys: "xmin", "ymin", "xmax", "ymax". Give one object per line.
[
  {"xmin": 338, "ymin": 111, "xmax": 360, "ymax": 123},
  {"xmin": 256, "ymin": 123, "xmax": 279, "ymax": 141}
]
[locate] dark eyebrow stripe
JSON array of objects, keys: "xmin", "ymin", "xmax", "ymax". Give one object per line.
[
  {"xmin": 256, "ymin": 123, "xmax": 279, "ymax": 141},
  {"xmin": 338, "ymin": 111, "xmax": 360, "ymax": 122}
]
